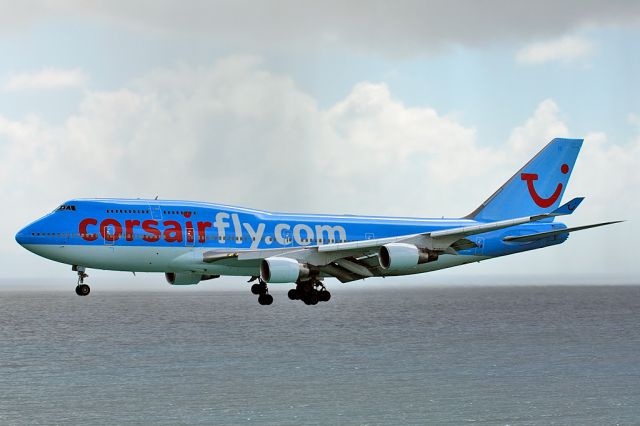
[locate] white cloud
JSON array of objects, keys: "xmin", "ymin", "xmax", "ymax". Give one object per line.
[
  {"xmin": 507, "ymin": 99, "xmax": 569, "ymax": 154},
  {"xmin": 516, "ymin": 36, "xmax": 594, "ymax": 65},
  {"xmin": 1, "ymin": 57, "xmax": 637, "ymax": 280},
  {"xmin": 4, "ymin": 68, "xmax": 88, "ymax": 91}
]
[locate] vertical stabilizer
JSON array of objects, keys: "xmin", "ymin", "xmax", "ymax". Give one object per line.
[{"xmin": 466, "ymin": 138, "xmax": 583, "ymax": 221}]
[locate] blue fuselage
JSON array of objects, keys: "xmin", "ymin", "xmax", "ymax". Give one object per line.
[{"xmin": 15, "ymin": 198, "xmax": 568, "ymax": 277}]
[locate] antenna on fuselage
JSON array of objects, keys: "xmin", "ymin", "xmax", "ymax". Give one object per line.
[{"xmin": 154, "ymin": 195, "xmax": 158, "ymax": 200}]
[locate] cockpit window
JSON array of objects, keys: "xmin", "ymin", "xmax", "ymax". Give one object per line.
[{"xmin": 56, "ymin": 204, "xmax": 77, "ymax": 212}]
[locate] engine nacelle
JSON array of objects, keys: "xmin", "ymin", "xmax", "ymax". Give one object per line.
[
  {"xmin": 378, "ymin": 243, "xmax": 438, "ymax": 270},
  {"xmin": 165, "ymin": 272, "xmax": 219, "ymax": 285},
  {"xmin": 260, "ymin": 257, "xmax": 310, "ymax": 283}
]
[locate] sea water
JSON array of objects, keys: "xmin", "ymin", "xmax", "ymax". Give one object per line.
[{"xmin": 1, "ymin": 285, "xmax": 639, "ymax": 425}]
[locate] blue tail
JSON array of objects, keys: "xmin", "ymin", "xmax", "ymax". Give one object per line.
[{"xmin": 466, "ymin": 138, "xmax": 583, "ymax": 221}]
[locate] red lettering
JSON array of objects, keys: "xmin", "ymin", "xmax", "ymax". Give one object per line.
[
  {"xmin": 142, "ymin": 220, "xmax": 160, "ymax": 242},
  {"xmin": 79, "ymin": 218, "xmax": 98, "ymax": 241},
  {"xmin": 125, "ymin": 219, "xmax": 140, "ymax": 241},
  {"xmin": 197, "ymin": 221, "xmax": 212, "ymax": 243},
  {"xmin": 164, "ymin": 220, "xmax": 183, "ymax": 243},
  {"xmin": 100, "ymin": 218, "xmax": 122, "ymax": 242}
]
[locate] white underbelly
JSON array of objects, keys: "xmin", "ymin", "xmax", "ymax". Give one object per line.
[{"xmin": 20, "ymin": 244, "xmax": 260, "ymax": 276}]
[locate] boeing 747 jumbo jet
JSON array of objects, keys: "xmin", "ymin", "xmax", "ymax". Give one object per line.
[{"xmin": 16, "ymin": 138, "xmax": 620, "ymax": 305}]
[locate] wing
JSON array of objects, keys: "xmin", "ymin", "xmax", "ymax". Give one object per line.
[
  {"xmin": 502, "ymin": 221, "xmax": 623, "ymax": 243},
  {"xmin": 195, "ymin": 198, "xmax": 590, "ymax": 282}
]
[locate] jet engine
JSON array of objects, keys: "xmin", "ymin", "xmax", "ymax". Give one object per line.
[
  {"xmin": 260, "ymin": 257, "xmax": 310, "ymax": 283},
  {"xmin": 165, "ymin": 272, "xmax": 219, "ymax": 285},
  {"xmin": 378, "ymin": 243, "xmax": 438, "ymax": 270}
]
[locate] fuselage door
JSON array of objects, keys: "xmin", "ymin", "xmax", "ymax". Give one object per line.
[
  {"xmin": 103, "ymin": 224, "xmax": 116, "ymax": 246},
  {"xmin": 186, "ymin": 227, "xmax": 195, "ymax": 247},
  {"xmin": 282, "ymin": 229, "xmax": 292, "ymax": 246},
  {"xmin": 149, "ymin": 205, "xmax": 163, "ymax": 220}
]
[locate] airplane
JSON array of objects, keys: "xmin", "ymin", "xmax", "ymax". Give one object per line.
[{"xmin": 15, "ymin": 138, "xmax": 621, "ymax": 305}]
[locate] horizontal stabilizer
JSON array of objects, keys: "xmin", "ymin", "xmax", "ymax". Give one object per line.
[
  {"xmin": 431, "ymin": 198, "xmax": 586, "ymax": 241},
  {"xmin": 542, "ymin": 197, "xmax": 583, "ymax": 218},
  {"xmin": 503, "ymin": 220, "xmax": 623, "ymax": 243}
]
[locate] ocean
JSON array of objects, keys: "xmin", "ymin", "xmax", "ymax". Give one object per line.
[{"xmin": 1, "ymin": 285, "xmax": 639, "ymax": 425}]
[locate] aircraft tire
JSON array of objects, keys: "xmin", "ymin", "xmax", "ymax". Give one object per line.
[
  {"xmin": 288, "ymin": 289, "xmax": 299, "ymax": 300},
  {"xmin": 258, "ymin": 294, "xmax": 273, "ymax": 305},
  {"xmin": 318, "ymin": 291, "xmax": 331, "ymax": 302},
  {"xmin": 251, "ymin": 284, "xmax": 262, "ymax": 295},
  {"xmin": 308, "ymin": 292, "xmax": 319, "ymax": 305},
  {"xmin": 76, "ymin": 284, "xmax": 90, "ymax": 296}
]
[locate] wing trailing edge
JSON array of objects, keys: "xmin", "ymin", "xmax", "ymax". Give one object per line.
[{"xmin": 502, "ymin": 221, "xmax": 623, "ymax": 243}]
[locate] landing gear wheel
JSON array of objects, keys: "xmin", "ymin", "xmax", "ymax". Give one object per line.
[
  {"xmin": 74, "ymin": 267, "xmax": 90, "ymax": 296},
  {"xmin": 252, "ymin": 279, "xmax": 272, "ymax": 305},
  {"xmin": 258, "ymin": 293, "xmax": 273, "ymax": 305},
  {"xmin": 76, "ymin": 284, "xmax": 90, "ymax": 296},
  {"xmin": 318, "ymin": 291, "xmax": 331, "ymax": 302},
  {"xmin": 294, "ymin": 279, "xmax": 331, "ymax": 305},
  {"xmin": 302, "ymin": 292, "xmax": 319, "ymax": 305}
]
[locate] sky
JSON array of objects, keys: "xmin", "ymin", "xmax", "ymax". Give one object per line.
[{"xmin": 1, "ymin": 1, "xmax": 639, "ymax": 289}]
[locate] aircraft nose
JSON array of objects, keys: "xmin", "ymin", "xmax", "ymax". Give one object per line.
[{"xmin": 15, "ymin": 225, "xmax": 31, "ymax": 246}]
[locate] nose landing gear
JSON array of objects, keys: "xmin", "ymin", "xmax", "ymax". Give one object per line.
[{"xmin": 73, "ymin": 266, "xmax": 90, "ymax": 296}]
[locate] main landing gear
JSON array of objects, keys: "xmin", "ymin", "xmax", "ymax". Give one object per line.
[
  {"xmin": 248, "ymin": 277, "xmax": 331, "ymax": 306},
  {"xmin": 250, "ymin": 278, "xmax": 273, "ymax": 305},
  {"xmin": 73, "ymin": 265, "xmax": 90, "ymax": 296},
  {"xmin": 288, "ymin": 280, "xmax": 331, "ymax": 305}
]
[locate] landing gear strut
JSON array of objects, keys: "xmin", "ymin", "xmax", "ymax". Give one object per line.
[
  {"xmin": 73, "ymin": 266, "xmax": 90, "ymax": 296},
  {"xmin": 250, "ymin": 279, "xmax": 273, "ymax": 305},
  {"xmin": 288, "ymin": 280, "xmax": 331, "ymax": 305}
]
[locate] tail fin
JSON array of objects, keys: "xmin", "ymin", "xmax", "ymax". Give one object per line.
[{"xmin": 466, "ymin": 138, "xmax": 583, "ymax": 221}]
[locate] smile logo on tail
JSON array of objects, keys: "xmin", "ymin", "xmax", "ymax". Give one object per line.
[{"xmin": 521, "ymin": 163, "xmax": 569, "ymax": 208}]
